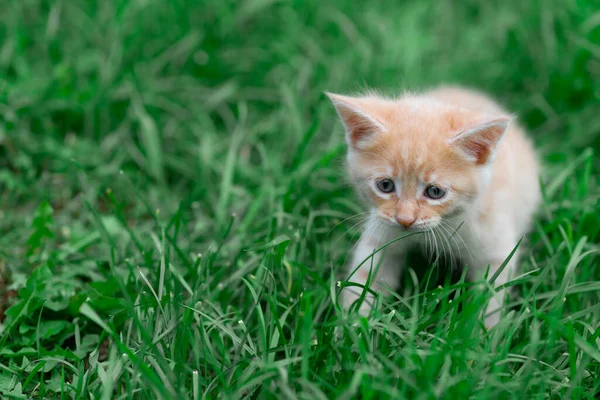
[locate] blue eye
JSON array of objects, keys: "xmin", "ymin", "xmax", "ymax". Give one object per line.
[
  {"xmin": 376, "ymin": 179, "xmax": 395, "ymax": 193},
  {"xmin": 425, "ymin": 185, "xmax": 446, "ymax": 199}
]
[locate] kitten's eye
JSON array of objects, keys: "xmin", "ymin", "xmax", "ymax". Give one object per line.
[
  {"xmin": 425, "ymin": 185, "xmax": 446, "ymax": 199},
  {"xmin": 376, "ymin": 179, "xmax": 395, "ymax": 193}
]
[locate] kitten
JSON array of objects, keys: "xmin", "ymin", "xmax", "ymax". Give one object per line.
[{"xmin": 327, "ymin": 86, "xmax": 540, "ymax": 328}]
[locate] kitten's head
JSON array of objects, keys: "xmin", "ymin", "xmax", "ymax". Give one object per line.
[{"xmin": 327, "ymin": 91, "xmax": 510, "ymax": 230}]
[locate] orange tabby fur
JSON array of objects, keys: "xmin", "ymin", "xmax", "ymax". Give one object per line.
[{"xmin": 328, "ymin": 86, "xmax": 540, "ymax": 328}]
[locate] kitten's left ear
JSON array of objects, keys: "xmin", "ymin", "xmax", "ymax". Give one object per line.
[{"xmin": 449, "ymin": 117, "xmax": 511, "ymax": 165}]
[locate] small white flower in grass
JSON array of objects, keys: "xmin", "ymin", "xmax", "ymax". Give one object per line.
[
  {"xmin": 66, "ymin": 133, "xmax": 76, "ymax": 146},
  {"xmin": 525, "ymin": 308, "xmax": 530, "ymax": 313},
  {"xmin": 122, "ymin": 353, "xmax": 128, "ymax": 358},
  {"xmin": 449, "ymin": 299, "xmax": 453, "ymax": 303},
  {"xmin": 197, "ymin": 253, "xmax": 202, "ymax": 258},
  {"xmin": 336, "ymin": 281, "xmax": 341, "ymax": 288},
  {"xmin": 194, "ymin": 51, "xmax": 209, "ymax": 65},
  {"xmin": 311, "ymin": 339, "xmax": 318, "ymax": 346},
  {"xmin": 217, "ymin": 283, "xmax": 224, "ymax": 289},
  {"xmin": 238, "ymin": 320, "xmax": 245, "ymax": 326},
  {"xmin": 562, "ymin": 297, "xmax": 566, "ymax": 302},
  {"xmin": 61, "ymin": 226, "xmax": 71, "ymax": 237}
]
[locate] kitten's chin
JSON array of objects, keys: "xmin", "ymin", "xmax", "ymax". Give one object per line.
[
  {"xmin": 410, "ymin": 222, "xmax": 438, "ymax": 232},
  {"xmin": 405, "ymin": 220, "xmax": 443, "ymax": 232}
]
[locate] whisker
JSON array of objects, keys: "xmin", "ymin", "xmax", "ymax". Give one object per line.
[
  {"xmin": 442, "ymin": 221, "xmax": 463, "ymax": 266},
  {"xmin": 437, "ymin": 222, "xmax": 458, "ymax": 268},
  {"xmin": 434, "ymin": 225, "xmax": 450, "ymax": 268},
  {"xmin": 346, "ymin": 217, "xmax": 377, "ymax": 259},
  {"xmin": 438, "ymin": 225, "xmax": 450, "ymax": 268},
  {"xmin": 374, "ymin": 220, "xmax": 388, "ymax": 250},
  {"xmin": 440, "ymin": 219, "xmax": 472, "ymax": 263},
  {"xmin": 431, "ymin": 227, "xmax": 441, "ymax": 266},
  {"xmin": 426, "ymin": 228, "xmax": 435, "ymax": 264},
  {"xmin": 342, "ymin": 216, "xmax": 371, "ymax": 240},
  {"xmin": 423, "ymin": 228, "xmax": 430, "ymax": 262},
  {"xmin": 331, "ymin": 211, "xmax": 372, "ymax": 237},
  {"xmin": 336, "ymin": 211, "xmax": 372, "ymax": 228}
]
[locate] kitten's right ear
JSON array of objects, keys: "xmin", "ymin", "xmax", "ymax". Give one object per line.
[
  {"xmin": 325, "ymin": 92, "xmax": 386, "ymax": 149},
  {"xmin": 449, "ymin": 117, "xmax": 510, "ymax": 165}
]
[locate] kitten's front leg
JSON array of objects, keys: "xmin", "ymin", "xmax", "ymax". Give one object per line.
[
  {"xmin": 339, "ymin": 234, "xmax": 404, "ymax": 315},
  {"xmin": 470, "ymin": 247, "xmax": 520, "ymax": 329}
]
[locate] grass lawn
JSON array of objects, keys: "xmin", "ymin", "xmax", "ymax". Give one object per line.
[{"xmin": 1, "ymin": 0, "xmax": 600, "ymax": 398}]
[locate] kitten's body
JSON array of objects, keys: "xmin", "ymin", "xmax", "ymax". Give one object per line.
[{"xmin": 328, "ymin": 86, "xmax": 540, "ymax": 328}]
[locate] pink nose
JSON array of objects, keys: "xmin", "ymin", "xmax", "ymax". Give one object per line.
[{"xmin": 395, "ymin": 215, "xmax": 416, "ymax": 228}]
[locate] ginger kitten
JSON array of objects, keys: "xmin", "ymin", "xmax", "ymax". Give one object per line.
[{"xmin": 327, "ymin": 86, "xmax": 540, "ymax": 328}]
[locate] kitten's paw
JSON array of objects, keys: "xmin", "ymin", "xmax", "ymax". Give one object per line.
[
  {"xmin": 484, "ymin": 313, "xmax": 500, "ymax": 330},
  {"xmin": 335, "ymin": 289, "xmax": 373, "ymax": 342},
  {"xmin": 483, "ymin": 295, "xmax": 503, "ymax": 329},
  {"xmin": 339, "ymin": 287, "xmax": 375, "ymax": 316}
]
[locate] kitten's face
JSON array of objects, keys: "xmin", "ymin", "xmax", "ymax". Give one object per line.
[
  {"xmin": 328, "ymin": 92, "xmax": 509, "ymax": 230},
  {"xmin": 348, "ymin": 135, "xmax": 478, "ymax": 230}
]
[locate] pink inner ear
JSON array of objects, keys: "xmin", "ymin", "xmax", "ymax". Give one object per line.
[
  {"xmin": 460, "ymin": 138, "xmax": 492, "ymax": 165},
  {"xmin": 344, "ymin": 111, "xmax": 379, "ymax": 144},
  {"xmin": 451, "ymin": 118, "xmax": 509, "ymax": 165},
  {"xmin": 327, "ymin": 93, "xmax": 385, "ymax": 148}
]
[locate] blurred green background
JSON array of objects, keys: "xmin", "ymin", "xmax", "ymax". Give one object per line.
[{"xmin": 1, "ymin": 0, "xmax": 599, "ymax": 398}]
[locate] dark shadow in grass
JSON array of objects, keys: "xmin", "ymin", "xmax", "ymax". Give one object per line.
[
  {"xmin": 401, "ymin": 247, "xmax": 464, "ymax": 294},
  {"xmin": 393, "ymin": 247, "xmax": 468, "ymax": 322}
]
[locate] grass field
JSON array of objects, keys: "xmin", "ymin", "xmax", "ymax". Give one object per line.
[{"xmin": 1, "ymin": 0, "xmax": 600, "ymax": 398}]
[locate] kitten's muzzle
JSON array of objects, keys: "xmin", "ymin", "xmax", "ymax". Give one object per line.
[{"xmin": 395, "ymin": 215, "xmax": 417, "ymax": 228}]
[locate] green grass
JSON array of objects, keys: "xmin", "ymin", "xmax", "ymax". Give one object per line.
[{"xmin": 0, "ymin": 0, "xmax": 599, "ymax": 398}]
